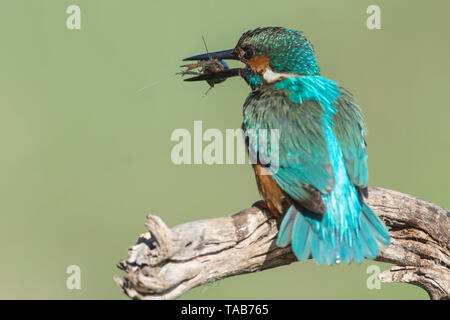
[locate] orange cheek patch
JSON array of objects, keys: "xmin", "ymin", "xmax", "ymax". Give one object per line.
[{"xmin": 247, "ymin": 54, "xmax": 270, "ymax": 75}]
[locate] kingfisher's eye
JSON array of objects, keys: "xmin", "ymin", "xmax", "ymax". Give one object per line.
[{"xmin": 243, "ymin": 48, "xmax": 255, "ymax": 60}]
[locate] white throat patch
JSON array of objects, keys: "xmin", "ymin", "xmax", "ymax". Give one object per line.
[{"xmin": 262, "ymin": 68, "xmax": 301, "ymax": 83}]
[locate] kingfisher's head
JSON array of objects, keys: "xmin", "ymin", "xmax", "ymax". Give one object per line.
[{"xmin": 183, "ymin": 27, "xmax": 320, "ymax": 90}]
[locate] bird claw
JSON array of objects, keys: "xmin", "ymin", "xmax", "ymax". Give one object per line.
[{"xmin": 252, "ymin": 200, "xmax": 279, "ymax": 217}]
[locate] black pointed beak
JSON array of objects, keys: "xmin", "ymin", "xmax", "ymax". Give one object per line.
[
  {"xmin": 183, "ymin": 49, "xmax": 239, "ymax": 61},
  {"xmin": 182, "ymin": 48, "xmax": 241, "ymax": 82},
  {"xmin": 183, "ymin": 68, "xmax": 241, "ymax": 82}
]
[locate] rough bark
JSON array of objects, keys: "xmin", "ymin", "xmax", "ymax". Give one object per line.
[{"xmin": 114, "ymin": 187, "xmax": 449, "ymax": 300}]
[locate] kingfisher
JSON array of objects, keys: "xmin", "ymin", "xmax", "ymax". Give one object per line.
[{"xmin": 182, "ymin": 27, "xmax": 390, "ymax": 265}]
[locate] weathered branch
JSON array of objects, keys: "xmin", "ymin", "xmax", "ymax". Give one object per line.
[{"xmin": 114, "ymin": 187, "xmax": 449, "ymax": 300}]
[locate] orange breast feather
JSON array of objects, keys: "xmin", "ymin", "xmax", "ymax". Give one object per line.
[{"xmin": 252, "ymin": 163, "xmax": 290, "ymax": 216}]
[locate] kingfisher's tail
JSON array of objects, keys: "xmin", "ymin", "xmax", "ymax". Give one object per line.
[{"xmin": 276, "ymin": 204, "xmax": 390, "ymax": 265}]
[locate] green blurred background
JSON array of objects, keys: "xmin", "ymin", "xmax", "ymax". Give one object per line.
[{"xmin": 0, "ymin": 0, "xmax": 448, "ymax": 299}]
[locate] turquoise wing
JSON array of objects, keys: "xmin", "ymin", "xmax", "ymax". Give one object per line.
[
  {"xmin": 332, "ymin": 88, "xmax": 369, "ymax": 190},
  {"xmin": 243, "ymin": 89, "xmax": 335, "ymax": 213}
]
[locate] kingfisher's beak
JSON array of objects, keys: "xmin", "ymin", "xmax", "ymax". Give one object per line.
[
  {"xmin": 183, "ymin": 68, "xmax": 241, "ymax": 82},
  {"xmin": 182, "ymin": 49, "xmax": 241, "ymax": 82},
  {"xmin": 183, "ymin": 49, "xmax": 239, "ymax": 61}
]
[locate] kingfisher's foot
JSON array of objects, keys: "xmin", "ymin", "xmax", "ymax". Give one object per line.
[{"xmin": 252, "ymin": 200, "xmax": 279, "ymax": 217}]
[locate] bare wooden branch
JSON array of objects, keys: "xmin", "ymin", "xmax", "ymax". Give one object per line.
[{"xmin": 113, "ymin": 187, "xmax": 449, "ymax": 300}]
